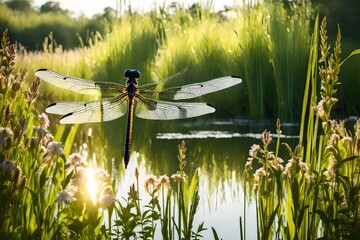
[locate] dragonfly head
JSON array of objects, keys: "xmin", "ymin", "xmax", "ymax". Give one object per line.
[{"xmin": 124, "ymin": 69, "xmax": 141, "ymax": 79}]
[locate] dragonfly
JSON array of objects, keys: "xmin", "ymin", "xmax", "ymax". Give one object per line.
[{"xmin": 35, "ymin": 67, "xmax": 242, "ymax": 168}]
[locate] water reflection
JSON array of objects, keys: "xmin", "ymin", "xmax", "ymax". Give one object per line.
[{"xmin": 99, "ymin": 117, "xmax": 299, "ymax": 238}]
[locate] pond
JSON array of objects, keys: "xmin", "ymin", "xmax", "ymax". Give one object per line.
[{"xmin": 95, "ymin": 116, "xmax": 300, "ymax": 239}]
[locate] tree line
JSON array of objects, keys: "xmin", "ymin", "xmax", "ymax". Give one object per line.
[{"xmin": 0, "ymin": 0, "xmax": 117, "ymax": 50}]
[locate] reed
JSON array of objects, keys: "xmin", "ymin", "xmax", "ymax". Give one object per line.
[{"xmin": 243, "ymin": 16, "xmax": 360, "ymax": 239}]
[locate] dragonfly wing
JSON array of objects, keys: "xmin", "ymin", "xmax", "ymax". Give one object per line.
[
  {"xmin": 46, "ymin": 95, "xmax": 128, "ymax": 124},
  {"xmin": 145, "ymin": 76, "xmax": 242, "ymax": 100},
  {"xmin": 139, "ymin": 67, "xmax": 191, "ymax": 90},
  {"xmin": 135, "ymin": 97, "xmax": 215, "ymax": 120},
  {"xmin": 35, "ymin": 69, "xmax": 124, "ymax": 96}
]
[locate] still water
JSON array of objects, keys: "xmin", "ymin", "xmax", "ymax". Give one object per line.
[{"xmin": 98, "ymin": 116, "xmax": 299, "ymax": 239}]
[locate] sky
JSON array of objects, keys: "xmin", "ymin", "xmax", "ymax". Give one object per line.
[{"xmin": 33, "ymin": 0, "xmax": 239, "ymax": 17}]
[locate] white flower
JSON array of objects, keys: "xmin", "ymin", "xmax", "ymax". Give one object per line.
[
  {"xmin": 72, "ymin": 168, "xmax": 88, "ymax": 187},
  {"xmin": 283, "ymin": 159, "xmax": 295, "ymax": 177},
  {"xmin": 341, "ymin": 136, "xmax": 352, "ymax": 143},
  {"xmin": 145, "ymin": 174, "xmax": 161, "ymax": 197},
  {"xmin": 253, "ymin": 167, "xmax": 267, "ymax": 182},
  {"xmin": 315, "ymin": 100, "xmax": 325, "ymax": 118},
  {"xmin": 67, "ymin": 153, "xmax": 87, "ymax": 167},
  {"xmin": 270, "ymin": 157, "xmax": 284, "ymax": 170},
  {"xmin": 158, "ymin": 174, "xmax": 171, "ymax": 189},
  {"xmin": 39, "ymin": 113, "xmax": 50, "ymax": 129},
  {"xmin": 249, "ymin": 144, "xmax": 261, "ymax": 157},
  {"xmin": 44, "ymin": 142, "xmax": 64, "ymax": 161},
  {"xmin": 99, "ymin": 194, "xmax": 116, "ymax": 209},
  {"xmin": 324, "ymin": 170, "xmax": 335, "ymax": 180},
  {"xmin": 298, "ymin": 160, "xmax": 309, "ymax": 172},
  {"xmin": 328, "ymin": 134, "xmax": 340, "ymax": 146},
  {"xmin": 245, "ymin": 160, "xmax": 253, "ymax": 171},
  {"xmin": 171, "ymin": 172, "xmax": 188, "ymax": 182},
  {"xmin": 56, "ymin": 188, "xmax": 77, "ymax": 204}
]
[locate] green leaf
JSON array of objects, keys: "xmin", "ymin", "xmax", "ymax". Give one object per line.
[
  {"xmin": 63, "ymin": 124, "xmax": 79, "ymax": 156},
  {"xmin": 211, "ymin": 226, "xmax": 220, "ymax": 240},
  {"xmin": 297, "ymin": 205, "xmax": 309, "ymax": 227},
  {"xmin": 337, "ymin": 156, "xmax": 359, "ymax": 169},
  {"xmin": 340, "ymin": 49, "xmax": 360, "ymax": 66},
  {"xmin": 265, "ymin": 204, "xmax": 280, "ymax": 236}
]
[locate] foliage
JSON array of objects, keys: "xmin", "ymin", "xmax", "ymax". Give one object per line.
[
  {"xmin": 0, "ymin": 2, "xmax": 114, "ymax": 50},
  {"xmin": 112, "ymin": 141, "xmax": 208, "ymax": 239},
  {"xmin": 243, "ymin": 16, "xmax": 360, "ymax": 239},
  {"xmin": 0, "ymin": 29, "xmax": 115, "ymax": 239},
  {"xmin": 0, "ymin": 30, "xmax": 217, "ymax": 238}
]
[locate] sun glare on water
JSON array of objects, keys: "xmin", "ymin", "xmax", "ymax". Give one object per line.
[{"xmin": 85, "ymin": 168, "xmax": 99, "ymax": 204}]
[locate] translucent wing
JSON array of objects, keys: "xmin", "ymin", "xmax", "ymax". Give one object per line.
[
  {"xmin": 46, "ymin": 95, "xmax": 128, "ymax": 124},
  {"xmin": 35, "ymin": 69, "xmax": 125, "ymax": 96},
  {"xmin": 139, "ymin": 66, "xmax": 191, "ymax": 90},
  {"xmin": 141, "ymin": 76, "xmax": 242, "ymax": 100},
  {"xmin": 135, "ymin": 96, "xmax": 215, "ymax": 120}
]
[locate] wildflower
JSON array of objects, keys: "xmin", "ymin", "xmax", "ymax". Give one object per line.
[
  {"xmin": 267, "ymin": 151, "xmax": 276, "ymax": 160},
  {"xmin": 323, "ymin": 169, "xmax": 335, "ymax": 180},
  {"xmin": 341, "ymin": 136, "xmax": 352, "ymax": 143},
  {"xmin": 262, "ymin": 130, "xmax": 272, "ymax": 147},
  {"xmin": 101, "ymin": 185, "xmax": 114, "ymax": 196},
  {"xmin": 244, "ymin": 160, "xmax": 253, "ymax": 171},
  {"xmin": 171, "ymin": 171, "xmax": 188, "ymax": 183},
  {"xmin": 99, "ymin": 185, "xmax": 116, "ymax": 209},
  {"xmin": 0, "ymin": 159, "xmax": 16, "ymax": 172},
  {"xmin": 44, "ymin": 142, "xmax": 64, "ymax": 162},
  {"xmin": 158, "ymin": 174, "xmax": 171, "ymax": 189},
  {"xmin": 328, "ymin": 133, "xmax": 340, "ymax": 146},
  {"xmin": 270, "ymin": 157, "xmax": 284, "ymax": 171},
  {"xmin": 95, "ymin": 169, "xmax": 110, "ymax": 182},
  {"xmin": 72, "ymin": 168, "xmax": 88, "ymax": 187},
  {"xmin": 39, "ymin": 113, "xmax": 50, "ymax": 129},
  {"xmin": 304, "ymin": 172, "xmax": 315, "ymax": 183},
  {"xmin": 249, "ymin": 144, "xmax": 261, "ymax": 158},
  {"xmin": 253, "ymin": 167, "xmax": 267, "ymax": 182},
  {"xmin": 315, "ymin": 100, "xmax": 326, "ymax": 119},
  {"xmin": 144, "ymin": 174, "xmax": 161, "ymax": 197},
  {"xmin": 0, "ymin": 127, "xmax": 13, "ymax": 148},
  {"xmin": 100, "ymin": 194, "xmax": 116, "ymax": 209},
  {"xmin": 33, "ymin": 126, "xmax": 47, "ymax": 139},
  {"xmin": 298, "ymin": 160, "xmax": 309, "ymax": 172},
  {"xmin": 56, "ymin": 188, "xmax": 77, "ymax": 204},
  {"xmin": 355, "ymin": 119, "xmax": 360, "ymax": 138},
  {"xmin": 322, "ymin": 121, "xmax": 328, "ymax": 131},
  {"xmin": 283, "ymin": 159, "xmax": 295, "ymax": 177},
  {"xmin": 67, "ymin": 153, "xmax": 87, "ymax": 167}
]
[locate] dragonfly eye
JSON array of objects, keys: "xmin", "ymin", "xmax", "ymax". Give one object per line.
[
  {"xmin": 124, "ymin": 69, "xmax": 132, "ymax": 78},
  {"xmin": 133, "ymin": 70, "xmax": 141, "ymax": 79}
]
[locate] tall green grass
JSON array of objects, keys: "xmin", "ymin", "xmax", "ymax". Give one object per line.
[
  {"xmin": 243, "ymin": 16, "xmax": 360, "ymax": 239},
  {"xmin": 14, "ymin": 0, "xmax": 320, "ymax": 121}
]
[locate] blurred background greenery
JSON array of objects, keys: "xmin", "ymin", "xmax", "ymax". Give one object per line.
[{"xmin": 2, "ymin": 0, "xmax": 359, "ymax": 123}]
